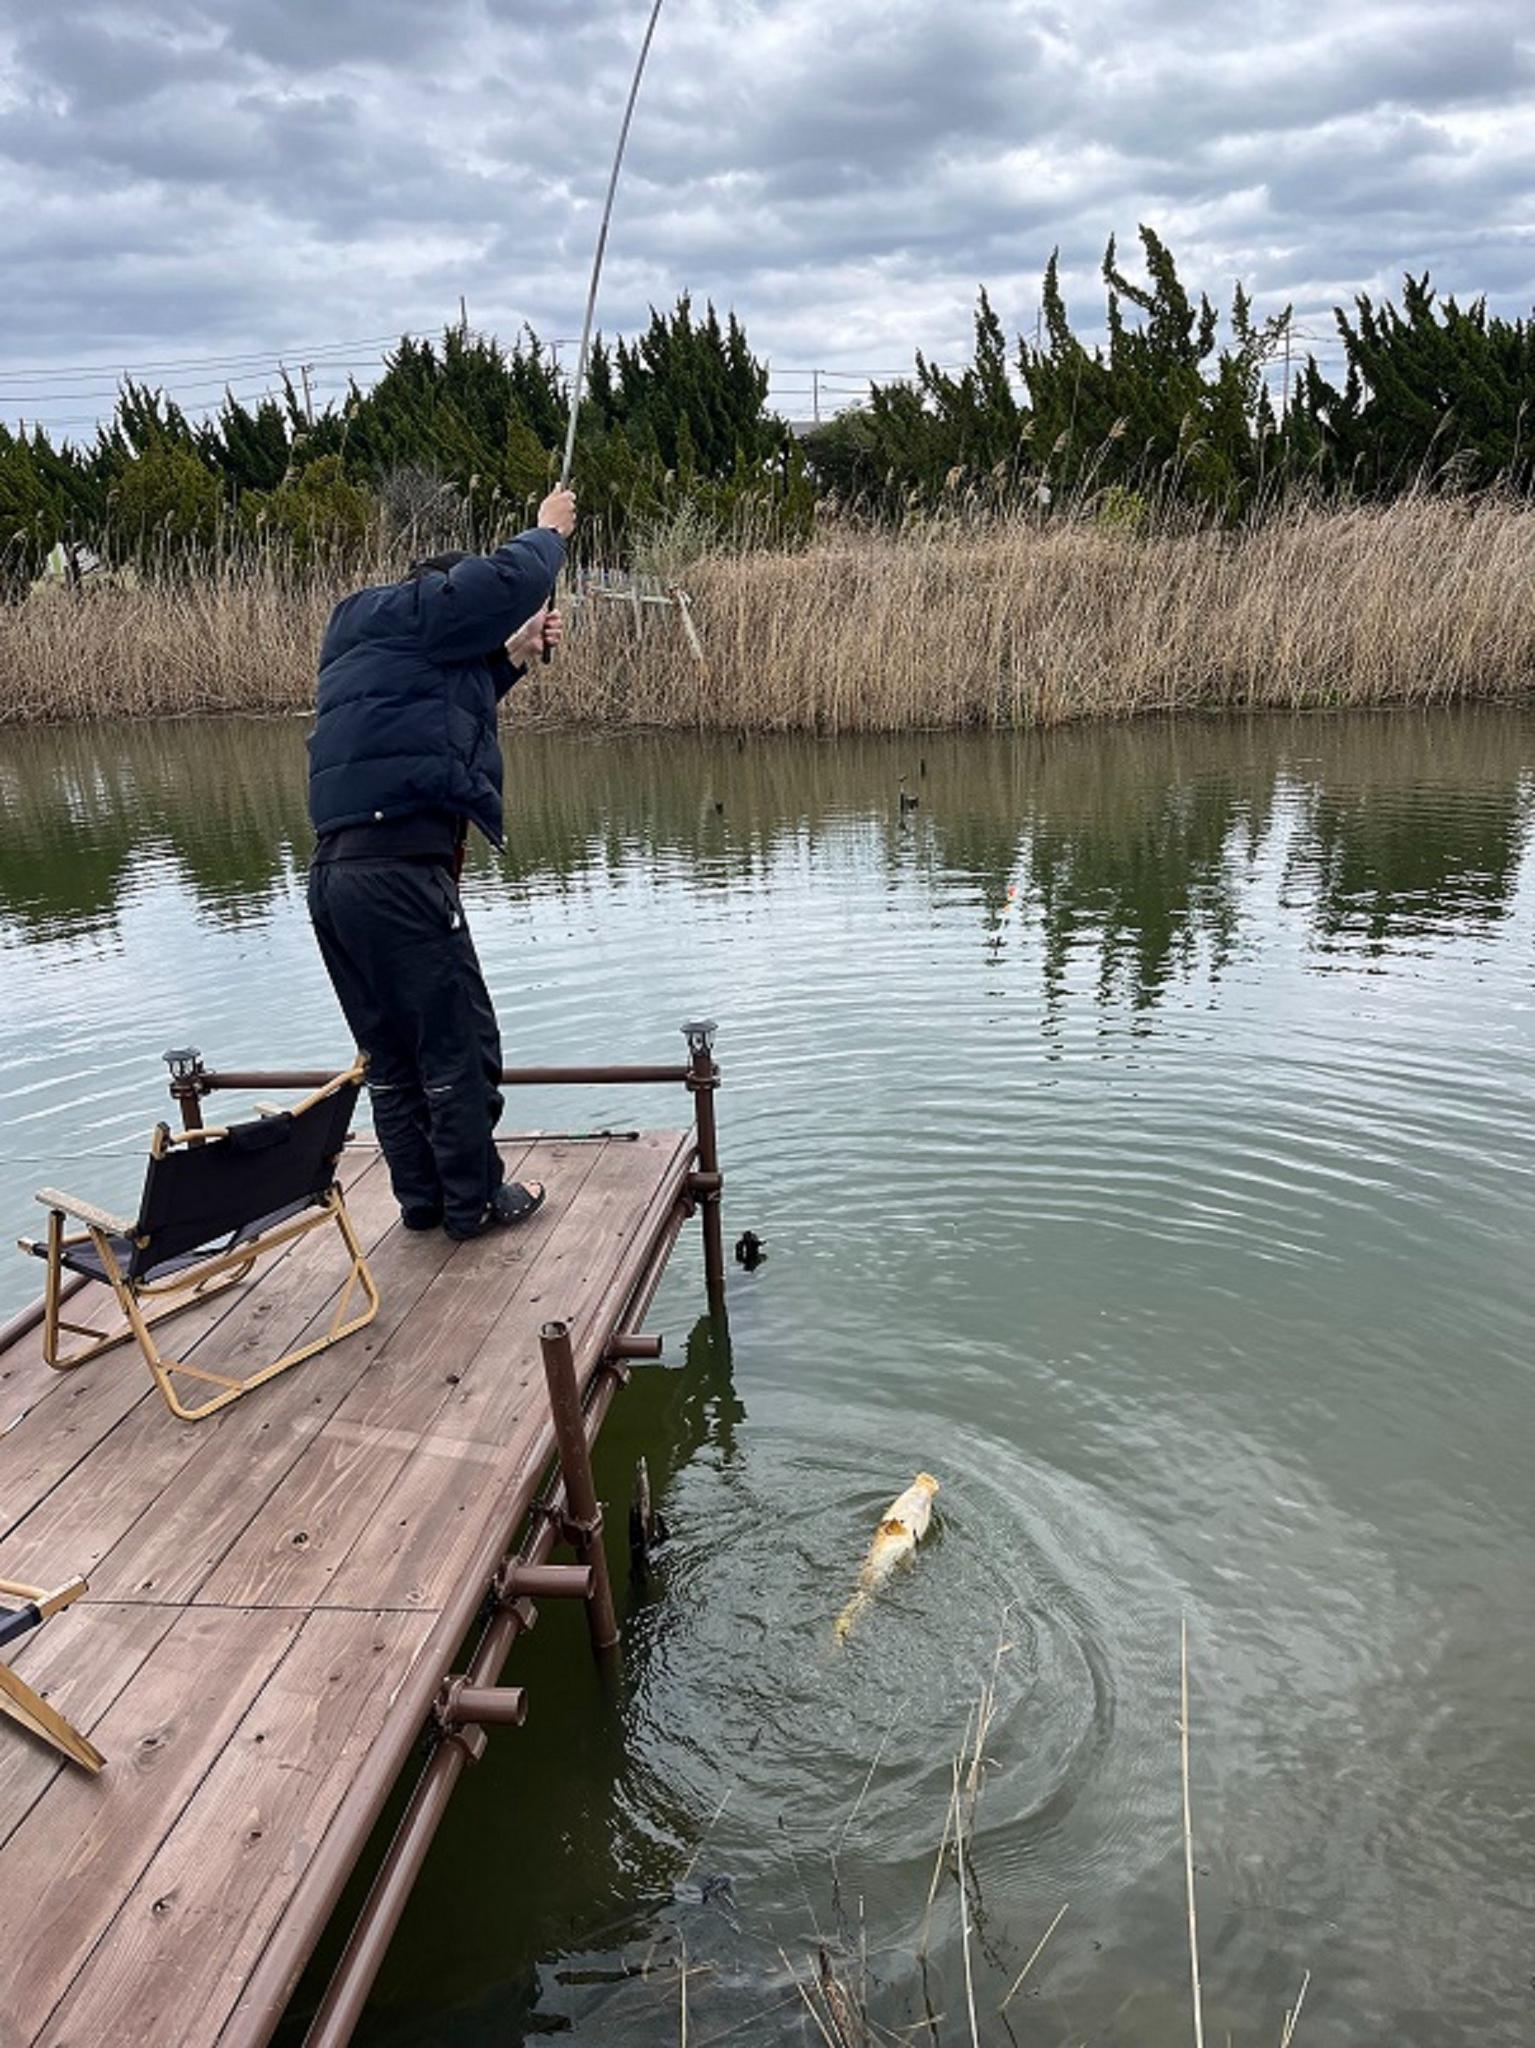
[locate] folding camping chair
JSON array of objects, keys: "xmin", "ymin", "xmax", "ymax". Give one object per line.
[
  {"xmin": 17, "ymin": 1057, "xmax": 379, "ymax": 1422},
  {"xmin": 0, "ymin": 1574, "xmax": 103, "ymax": 1772}
]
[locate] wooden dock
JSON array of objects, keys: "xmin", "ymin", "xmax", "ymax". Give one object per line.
[{"xmin": 0, "ymin": 1064, "xmax": 717, "ymax": 2048}]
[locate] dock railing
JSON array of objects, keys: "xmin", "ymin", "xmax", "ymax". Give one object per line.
[
  {"xmin": 0, "ymin": 1024, "xmax": 725, "ymax": 1357},
  {"xmin": 162, "ymin": 1019, "xmax": 726, "ymax": 1304}
]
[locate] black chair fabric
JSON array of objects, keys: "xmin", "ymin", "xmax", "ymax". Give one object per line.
[
  {"xmin": 28, "ymin": 1196, "xmax": 316, "ymax": 1285},
  {"xmin": 128, "ymin": 1082, "xmax": 359, "ymax": 1279}
]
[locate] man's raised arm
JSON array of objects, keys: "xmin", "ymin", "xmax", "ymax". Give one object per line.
[{"xmin": 417, "ymin": 488, "xmax": 577, "ymax": 662}]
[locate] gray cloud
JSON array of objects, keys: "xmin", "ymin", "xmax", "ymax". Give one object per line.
[{"xmin": 1, "ymin": 0, "xmax": 1532, "ymax": 436}]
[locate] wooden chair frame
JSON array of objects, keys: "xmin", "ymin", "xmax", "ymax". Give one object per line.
[
  {"xmin": 0, "ymin": 1575, "xmax": 104, "ymax": 1772},
  {"xmin": 18, "ymin": 1062, "xmax": 380, "ymax": 1424}
]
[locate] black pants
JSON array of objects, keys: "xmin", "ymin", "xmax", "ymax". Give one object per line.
[{"xmin": 308, "ymin": 858, "xmax": 505, "ymax": 1235}]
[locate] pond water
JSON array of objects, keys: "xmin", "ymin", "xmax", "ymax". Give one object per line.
[{"xmin": 1, "ymin": 710, "xmax": 1533, "ymax": 2046}]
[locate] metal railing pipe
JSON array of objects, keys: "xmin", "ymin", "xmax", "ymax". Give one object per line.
[
  {"xmin": 442, "ymin": 1682, "xmax": 528, "ymax": 1729},
  {"xmin": 539, "ymin": 1320, "xmax": 621, "ymax": 1656},
  {"xmin": 616, "ymin": 1194, "xmax": 693, "ymax": 1342},
  {"xmin": 194, "ymin": 1064, "xmax": 691, "ymax": 1095},
  {"xmin": 303, "ymin": 1740, "xmax": 471, "ymax": 2045},
  {"xmin": 605, "ymin": 1333, "xmax": 663, "ymax": 1362},
  {"xmin": 499, "ymin": 1563, "xmax": 593, "ymax": 1601}
]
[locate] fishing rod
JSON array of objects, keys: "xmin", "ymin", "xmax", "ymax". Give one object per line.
[{"xmin": 545, "ymin": 0, "xmax": 668, "ymax": 660}]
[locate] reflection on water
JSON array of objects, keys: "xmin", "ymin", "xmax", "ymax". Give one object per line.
[
  {"xmin": 2, "ymin": 710, "xmax": 1534, "ymax": 2047},
  {"xmin": 2, "ymin": 710, "xmax": 1529, "ymax": 967}
]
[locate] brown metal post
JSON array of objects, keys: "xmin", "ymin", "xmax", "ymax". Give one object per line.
[
  {"xmin": 538, "ymin": 1320, "xmax": 621, "ymax": 1658},
  {"xmin": 684, "ymin": 1020, "xmax": 725, "ymax": 1310}
]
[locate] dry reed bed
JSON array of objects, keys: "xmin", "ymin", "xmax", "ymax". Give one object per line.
[{"xmin": 4, "ymin": 498, "xmax": 1534, "ymax": 729}]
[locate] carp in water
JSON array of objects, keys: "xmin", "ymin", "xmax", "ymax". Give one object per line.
[{"xmin": 834, "ymin": 1472, "xmax": 940, "ymax": 1643}]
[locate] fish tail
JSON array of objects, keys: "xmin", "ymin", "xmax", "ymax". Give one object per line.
[{"xmin": 834, "ymin": 1591, "xmax": 868, "ymax": 1645}]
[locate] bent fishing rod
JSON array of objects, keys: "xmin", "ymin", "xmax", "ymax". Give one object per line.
[{"xmin": 545, "ymin": 0, "xmax": 667, "ymax": 660}]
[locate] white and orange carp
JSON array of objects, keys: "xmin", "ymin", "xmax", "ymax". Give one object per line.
[{"xmin": 834, "ymin": 1472, "xmax": 940, "ymax": 1643}]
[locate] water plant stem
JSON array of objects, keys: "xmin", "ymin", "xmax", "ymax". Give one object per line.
[
  {"xmin": 1181, "ymin": 1616, "xmax": 1206, "ymax": 2048},
  {"xmin": 1000, "ymin": 1902, "xmax": 1069, "ymax": 2012},
  {"xmin": 952, "ymin": 1753, "xmax": 981, "ymax": 2048},
  {"xmin": 1280, "ymin": 1968, "xmax": 1312, "ymax": 2046}
]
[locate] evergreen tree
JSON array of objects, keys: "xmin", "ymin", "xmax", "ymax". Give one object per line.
[
  {"xmin": 9, "ymin": 242, "xmax": 1530, "ymax": 581},
  {"xmin": 1289, "ymin": 275, "xmax": 1535, "ymax": 493}
]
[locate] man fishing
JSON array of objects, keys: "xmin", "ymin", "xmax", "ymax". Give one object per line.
[{"xmin": 306, "ymin": 485, "xmax": 577, "ymax": 1240}]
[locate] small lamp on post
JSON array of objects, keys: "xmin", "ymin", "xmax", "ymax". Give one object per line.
[
  {"xmin": 682, "ymin": 1018, "xmax": 718, "ymax": 1066},
  {"xmin": 163, "ymin": 1046, "xmax": 206, "ymax": 1131}
]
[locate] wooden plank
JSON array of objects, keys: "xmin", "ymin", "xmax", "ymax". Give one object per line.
[
  {"xmin": 35, "ymin": 1609, "xmax": 434, "ymax": 2048},
  {"xmin": 82, "ymin": 1155, "xmax": 470, "ymax": 1606},
  {"xmin": 0, "ymin": 1283, "xmax": 256, "ymax": 1538},
  {"xmin": 437, "ymin": 1131, "xmax": 688, "ymax": 1449},
  {"xmin": 328, "ymin": 1133, "xmax": 689, "ymax": 1613},
  {"xmin": 0, "ymin": 1604, "xmax": 176, "ymax": 1850},
  {"xmin": 195, "ymin": 1140, "xmax": 599, "ymax": 1612},
  {"xmin": 0, "ymin": 1607, "xmax": 300, "ymax": 2046},
  {"xmin": 0, "ymin": 1161, "xmax": 396, "ymax": 1592},
  {"xmin": 0, "ymin": 1152, "xmax": 384, "ymax": 1542}
]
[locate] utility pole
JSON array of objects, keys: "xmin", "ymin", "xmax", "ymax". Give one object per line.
[
  {"xmin": 300, "ymin": 362, "xmax": 315, "ymax": 428},
  {"xmin": 1282, "ymin": 322, "xmax": 1292, "ymax": 416},
  {"xmin": 812, "ymin": 368, "xmax": 820, "ymax": 425}
]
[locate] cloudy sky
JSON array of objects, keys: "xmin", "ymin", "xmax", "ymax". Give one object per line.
[{"xmin": 3, "ymin": 0, "xmax": 1533, "ymax": 439}]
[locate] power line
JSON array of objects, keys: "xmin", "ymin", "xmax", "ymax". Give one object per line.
[
  {"xmin": 8, "ymin": 382, "xmax": 331, "ymax": 434},
  {"xmin": 0, "ymin": 319, "xmax": 585, "ymax": 432},
  {"xmin": 1, "ymin": 357, "xmax": 404, "ymax": 436},
  {"xmin": 5, "ymin": 326, "xmax": 1360, "ymax": 437},
  {"xmin": 0, "ymin": 359, "xmax": 390, "ymax": 407},
  {"xmin": 0, "ymin": 332, "xmax": 420, "ymax": 385},
  {"xmin": 16, "ymin": 377, "xmax": 322, "ymax": 433}
]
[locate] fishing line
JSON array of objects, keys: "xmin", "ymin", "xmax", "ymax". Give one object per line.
[
  {"xmin": 545, "ymin": 0, "xmax": 669, "ymax": 658},
  {"xmin": 0, "ymin": 1149, "xmax": 146, "ymax": 1164}
]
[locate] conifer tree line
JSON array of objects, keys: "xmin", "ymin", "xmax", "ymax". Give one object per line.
[
  {"xmin": 3, "ymin": 228, "xmax": 1533, "ymax": 589},
  {"xmin": 0, "ymin": 299, "xmax": 814, "ymax": 587},
  {"xmin": 809, "ymin": 229, "xmax": 1535, "ymax": 521}
]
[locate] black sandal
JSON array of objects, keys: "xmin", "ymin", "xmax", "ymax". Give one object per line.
[
  {"xmin": 446, "ymin": 1181, "xmax": 547, "ymax": 1240},
  {"xmin": 488, "ymin": 1180, "xmax": 546, "ymax": 1227}
]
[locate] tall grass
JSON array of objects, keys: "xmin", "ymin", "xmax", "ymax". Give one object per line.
[{"xmin": 3, "ymin": 495, "xmax": 1533, "ymax": 730}]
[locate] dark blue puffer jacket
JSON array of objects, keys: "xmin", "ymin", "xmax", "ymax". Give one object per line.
[{"xmin": 308, "ymin": 526, "xmax": 565, "ymax": 849}]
